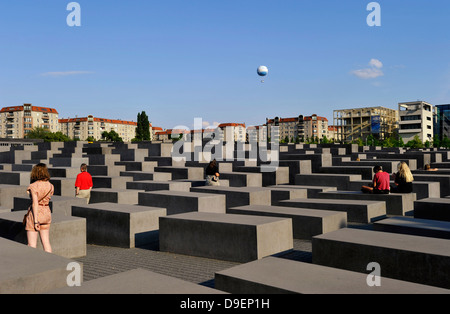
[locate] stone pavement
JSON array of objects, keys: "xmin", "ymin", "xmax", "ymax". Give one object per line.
[
  {"xmin": 74, "ymin": 222, "xmax": 372, "ymax": 288},
  {"xmin": 74, "ymin": 237, "xmax": 315, "ymax": 288}
]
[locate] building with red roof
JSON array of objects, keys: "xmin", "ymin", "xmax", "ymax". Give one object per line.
[{"xmin": 0, "ymin": 104, "xmax": 59, "ymax": 139}]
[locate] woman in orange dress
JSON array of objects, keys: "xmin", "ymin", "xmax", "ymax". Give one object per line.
[{"xmin": 24, "ymin": 163, "xmax": 54, "ymax": 253}]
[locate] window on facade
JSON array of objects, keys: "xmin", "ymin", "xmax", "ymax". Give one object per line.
[
  {"xmin": 401, "ymin": 115, "xmax": 421, "ymax": 121},
  {"xmin": 400, "ymin": 124, "xmax": 421, "ymax": 130}
]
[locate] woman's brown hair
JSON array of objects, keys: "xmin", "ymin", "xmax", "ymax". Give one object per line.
[{"xmin": 30, "ymin": 163, "xmax": 51, "ymax": 182}]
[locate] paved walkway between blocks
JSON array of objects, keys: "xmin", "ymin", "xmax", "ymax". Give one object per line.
[{"xmin": 74, "ymin": 223, "xmax": 371, "ymax": 288}]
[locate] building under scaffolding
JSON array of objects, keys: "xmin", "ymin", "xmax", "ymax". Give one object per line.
[{"xmin": 333, "ymin": 106, "xmax": 398, "ymax": 143}]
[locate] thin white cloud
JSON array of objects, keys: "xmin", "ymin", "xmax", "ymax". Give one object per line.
[
  {"xmin": 369, "ymin": 58, "xmax": 383, "ymax": 69},
  {"xmin": 41, "ymin": 71, "xmax": 94, "ymax": 77},
  {"xmin": 352, "ymin": 59, "xmax": 384, "ymax": 79}
]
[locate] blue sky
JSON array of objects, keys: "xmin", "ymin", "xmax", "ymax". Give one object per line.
[{"xmin": 1, "ymin": 0, "xmax": 450, "ymax": 130}]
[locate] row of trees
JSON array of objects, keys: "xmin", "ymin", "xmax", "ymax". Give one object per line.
[
  {"xmin": 281, "ymin": 132, "xmax": 450, "ymax": 149},
  {"xmin": 352, "ymin": 134, "xmax": 450, "ymax": 149},
  {"xmin": 26, "ymin": 128, "xmax": 125, "ymax": 142}
]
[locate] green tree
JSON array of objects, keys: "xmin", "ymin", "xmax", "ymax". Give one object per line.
[
  {"xmin": 102, "ymin": 130, "xmax": 123, "ymax": 142},
  {"xmin": 320, "ymin": 135, "xmax": 330, "ymax": 144},
  {"xmin": 433, "ymin": 135, "xmax": 441, "ymax": 148},
  {"xmin": 405, "ymin": 135, "xmax": 423, "ymax": 149},
  {"xmin": 442, "ymin": 135, "xmax": 450, "ymax": 148},
  {"xmin": 134, "ymin": 111, "xmax": 150, "ymax": 141},
  {"xmin": 25, "ymin": 127, "xmax": 71, "ymax": 142}
]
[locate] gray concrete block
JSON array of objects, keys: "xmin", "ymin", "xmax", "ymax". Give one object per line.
[
  {"xmin": 278, "ymin": 160, "xmax": 312, "ymax": 184},
  {"xmin": 233, "ymin": 166, "xmax": 289, "ymax": 186},
  {"xmin": 50, "ymin": 177, "xmax": 77, "ymax": 197},
  {"xmin": 412, "ymin": 174, "xmax": 450, "ymax": 197},
  {"xmin": 87, "ymin": 164, "xmax": 126, "ymax": 177},
  {"xmin": 228, "ymin": 204, "xmax": 346, "ymax": 239},
  {"xmin": 312, "ymin": 228, "xmax": 450, "ymax": 289},
  {"xmin": 295, "ymin": 173, "xmax": 362, "ymax": 189},
  {"xmin": 0, "ymin": 237, "xmax": 81, "ymax": 294},
  {"xmin": 0, "ymin": 211, "xmax": 86, "ymax": 258},
  {"xmin": 373, "ymin": 216, "xmax": 450, "ymax": 240},
  {"xmin": 0, "ymin": 171, "xmax": 30, "ymax": 186},
  {"xmin": 115, "ymin": 161, "xmax": 157, "ymax": 171},
  {"xmin": 214, "ymin": 257, "xmax": 450, "ymax": 295},
  {"xmin": 190, "ymin": 186, "xmax": 271, "ymax": 209},
  {"xmin": 159, "ymin": 212, "xmax": 293, "ymax": 262},
  {"xmin": 0, "ymin": 184, "xmax": 29, "ymax": 209},
  {"xmin": 154, "ymin": 166, "xmax": 204, "ymax": 180},
  {"xmin": 72, "ymin": 202, "xmax": 165, "ymax": 248},
  {"xmin": 120, "ymin": 170, "xmax": 172, "ymax": 181},
  {"xmin": 316, "ymin": 190, "xmax": 416, "ymax": 216},
  {"xmin": 138, "ymin": 190, "xmax": 226, "ymax": 215},
  {"xmin": 279, "ymin": 198, "xmax": 386, "ymax": 223},
  {"xmin": 265, "ymin": 187, "xmax": 307, "ymax": 205},
  {"xmin": 48, "ymin": 167, "xmax": 79, "ymax": 178},
  {"xmin": 320, "ymin": 166, "xmax": 374, "ymax": 180},
  {"xmin": 49, "ymin": 268, "xmax": 225, "ymax": 294},
  {"xmin": 49, "ymin": 157, "xmax": 89, "ymax": 167},
  {"xmin": 111, "ymin": 147, "xmax": 149, "ymax": 162},
  {"xmin": 219, "ymin": 172, "xmax": 262, "ymax": 187},
  {"xmin": 127, "ymin": 180, "xmax": 191, "ymax": 192},
  {"xmin": 215, "ymin": 256, "xmax": 450, "ymax": 294},
  {"xmin": 86, "ymin": 153, "xmax": 121, "ymax": 166},
  {"xmin": 414, "ymin": 198, "xmax": 450, "ymax": 222},
  {"xmin": 269, "ymin": 184, "xmax": 337, "ymax": 198},
  {"xmin": 280, "ymin": 153, "xmax": 332, "ymax": 172},
  {"xmin": 89, "ymin": 188, "xmax": 142, "ymax": 205},
  {"xmin": 92, "ymin": 176, "xmax": 133, "ymax": 189}
]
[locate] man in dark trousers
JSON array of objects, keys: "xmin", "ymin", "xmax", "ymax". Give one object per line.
[{"xmin": 75, "ymin": 163, "xmax": 93, "ymax": 203}]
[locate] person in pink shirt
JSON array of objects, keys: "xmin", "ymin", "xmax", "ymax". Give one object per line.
[{"xmin": 362, "ymin": 165, "xmax": 390, "ymax": 194}]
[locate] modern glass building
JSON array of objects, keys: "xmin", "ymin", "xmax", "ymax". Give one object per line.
[{"xmin": 434, "ymin": 104, "xmax": 450, "ymax": 141}]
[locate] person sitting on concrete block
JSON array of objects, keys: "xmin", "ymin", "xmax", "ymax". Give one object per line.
[
  {"xmin": 391, "ymin": 162, "xmax": 414, "ymax": 194},
  {"xmin": 205, "ymin": 159, "xmax": 220, "ymax": 186},
  {"xmin": 361, "ymin": 165, "xmax": 390, "ymax": 194}
]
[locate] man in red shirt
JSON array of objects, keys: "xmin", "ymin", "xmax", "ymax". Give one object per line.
[
  {"xmin": 75, "ymin": 163, "xmax": 93, "ymax": 203},
  {"xmin": 361, "ymin": 165, "xmax": 390, "ymax": 194},
  {"xmin": 372, "ymin": 165, "xmax": 390, "ymax": 194}
]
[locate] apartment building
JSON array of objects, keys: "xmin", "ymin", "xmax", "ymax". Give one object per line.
[
  {"xmin": 328, "ymin": 125, "xmax": 342, "ymax": 141},
  {"xmin": 398, "ymin": 101, "xmax": 434, "ymax": 143},
  {"xmin": 247, "ymin": 125, "xmax": 268, "ymax": 143},
  {"xmin": 154, "ymin": 128, "xmax": 193, "ymax": 141},
  {"xmin": 333, "ymin": 106, "xmax": 398, "ymax": 142},
  {"xmin": 217, "ymin": 123, "xmax": 246, "ymax": 142},
  {"xmin": 0, "ymin": 104, "xmax": 59, "ymax": 139},
  {"xmin": 303, "ymin": 114, "xmax": 329, "ymax": 140},
  {"xmin": 266, "ymin": 114, "xmax": 328, "ymax": 142},
  {"xmin": 59, "ymin": 115, "xmax": 140, "ymax": 142},
  {"xmin": 266, "ymin": 116, "xmax": 301, "ymax": 142}
]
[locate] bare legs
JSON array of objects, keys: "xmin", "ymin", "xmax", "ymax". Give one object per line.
[{"xmin": 27, "ymin": 229, "xmax": 52, "ymax": 253}]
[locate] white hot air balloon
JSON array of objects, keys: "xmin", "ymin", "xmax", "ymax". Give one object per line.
[{"xmin": 257, "ymin": 66, "xmax": 268, "ymax": 83}]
